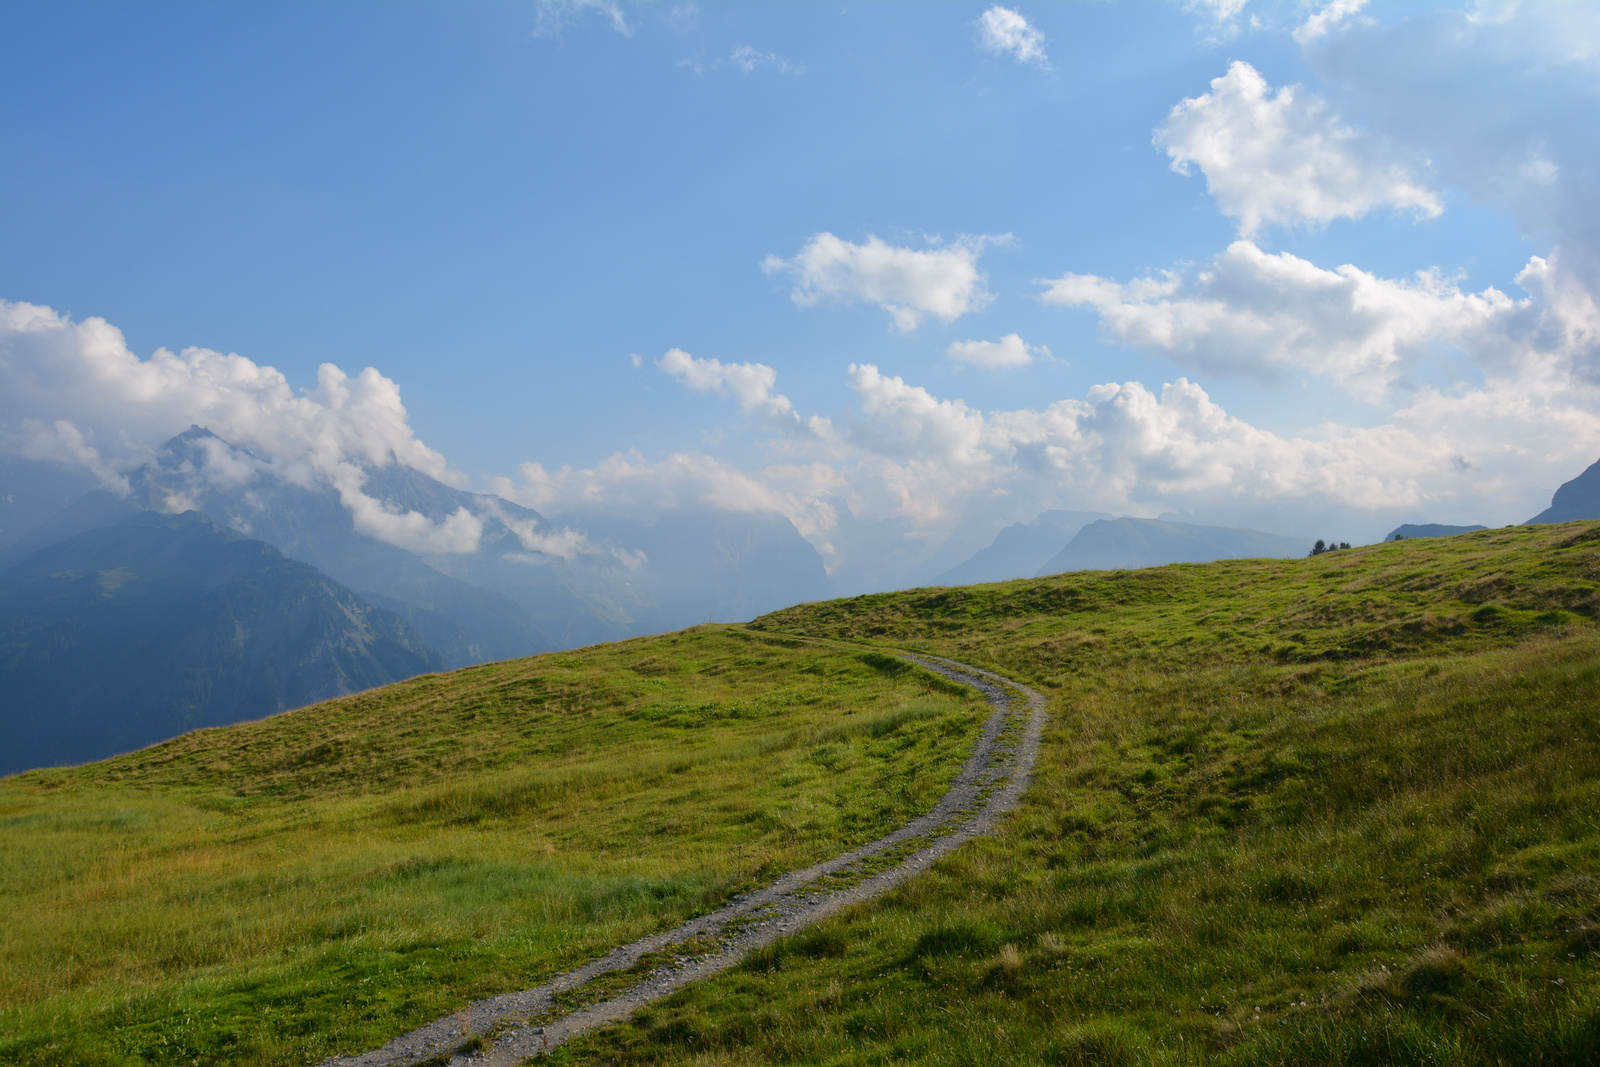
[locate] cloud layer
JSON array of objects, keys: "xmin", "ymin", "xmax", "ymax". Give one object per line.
[{"xmin": 0, "ymin": 300, "xmax": 482, "ymax": 554}]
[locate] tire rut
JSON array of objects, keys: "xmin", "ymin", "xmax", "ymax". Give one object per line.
[{"xmin": 319, "ymin": 651, "xmax": 1046, "ymax": 1067}]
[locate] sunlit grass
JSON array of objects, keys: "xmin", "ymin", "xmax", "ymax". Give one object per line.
[
  {"xmin": 0, "ymin": 627, "xmax": 984, "ymax": 1066},
  {"xmin": 570, "ymin": 524, "xmax": 1600, "ymax": 1065}
]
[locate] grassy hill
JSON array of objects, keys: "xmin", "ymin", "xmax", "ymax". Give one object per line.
[
  {"xmin": 562, "ymin": 523, "xmax": 1600, "ymax": 1065},
  {"xmin": 0, "ymin": 630, "xmax": 984, "ymax": 1066},
  {"xmin": 5, "ymin": 523, "xmax": 1599, "ymax": 1066}
]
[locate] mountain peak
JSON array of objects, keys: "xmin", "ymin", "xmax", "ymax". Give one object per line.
[{"xmin": 1528, "ymin": 457, "xmax": 1600, "ymax": 524}]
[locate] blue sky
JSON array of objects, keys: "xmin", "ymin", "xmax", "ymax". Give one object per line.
[{"xmin": 4, "ymin": 0, "xmax": 1599, "ymax": 580}]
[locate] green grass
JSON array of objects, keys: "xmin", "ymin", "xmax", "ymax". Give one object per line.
[
  {"xmin": 560, "ymin": 523, "xmax": 1600, "ymax": 1065},
  {"xmin": 0, "ymin": 627, "xmax": 985, "ymax": 1066}
]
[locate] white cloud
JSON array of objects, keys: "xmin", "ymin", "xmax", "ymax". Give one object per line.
[
  {"xmin": 329, "ymin": 463, "xmax": 485, "ymax": 555},
  {"xmin": 532, "ymin": 0, "xmax": 632, "ymax": 38},
  {"xmin": 15, "ymin": 418, "xmax": 130, "ymax": 493},
  {"xmin": 730, "ymin": 45, "xmax": 802, "ymax": 75},
  {"xmin": 554, "ymin": 346, "xmax": 1600, "ymax": 580},
  {"xmin": 1186, "ymin": 0, "xmax": 1248, "ymax": 23},
  {"xmin": 946, "ymin": 333, "xmax": 1045, "ymax": 369},
  {"xmin": 847, "ymin": 364, "xmax": 988, "ymax": 468},
  {"xmin": 1155, "ymin": 61, "xmax": 1442, "ymax": 237},
  {"xmin": 1041, "ymin": 240, "xmax": 1528, "ymax": 398},
  {"xmin": 761, "ymin": 233, "xmax": 1000, "ymax": 332},
  {"xmin": 976, "ymin": 6, "xmax": 1048, "ymax": 66},
  {"xmin": 656, "ymin": 348, "xmax": 833, "ymax": 439},
  {"xmin": 0, "ymin": 300, "xmax": 482, "ymax": 554},
  {"xmin": 1293, "ymin": 0, "xmax": 1370, "ymax": 44},
  {"xmin": 1182, "ymin": 0, "xmax": 1253, "ymax": 42},
  {"xmin": 483, "ymin": 501, "xmax": 642, "ymax": 566},
  {"xmin": 680, "ymin": 44, "xmax": 803, "ymax": 77}
]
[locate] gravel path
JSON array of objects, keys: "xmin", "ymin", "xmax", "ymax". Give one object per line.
[{"xmin": 319, "ymin": 652, "xmax": 1046, "ymax": 1067}]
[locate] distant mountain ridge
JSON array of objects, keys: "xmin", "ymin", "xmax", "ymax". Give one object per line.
[
  {"xmin": 936, "ymin": 510, "xmax": 1113, "ymax": 586},
  {"xmin": 1036, "ymin": 518, "xmax": 1312, "ymax": 575},
  {"xmin": 0, "ymin": 510, "xmax": 438, "ymax": 775},
  {"xmin": 1, "ymin": 427, "xmax": 834, "ymax": 665}
]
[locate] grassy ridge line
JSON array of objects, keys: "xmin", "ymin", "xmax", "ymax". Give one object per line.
[
  {"xmin": 0, "ymin": 627, "xmax": 989, "ymax": 1067},
  {"xmin": 750, "ymin": 522, "xmax": 1600, "ymax": 673},
  {"xmin": 561, "ymin": 525, "xmax": 1600, "ymax": 1065}
]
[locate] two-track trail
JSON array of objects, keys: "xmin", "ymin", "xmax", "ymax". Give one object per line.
[{"xmin": 321, "ymin": 651, "xmax": 1047, "ymax": 1067}]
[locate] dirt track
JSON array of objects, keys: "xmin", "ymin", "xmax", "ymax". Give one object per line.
[{"xmin": 319, "ymin": 651, "xmax": 1047, "ymax": 1067}]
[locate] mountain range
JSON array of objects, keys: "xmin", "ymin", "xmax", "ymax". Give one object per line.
[
  {"xmin": 11, "ymin": 438, "xmax": 1600, "ymax": 776},
  {"xmin": 1035, "ymin": 517, "xmax": 1312, "ymax": 574},
  {"xmin": 0, "ymin": 427, "xmax": 834, "ymax": 772},
  {"xmin": 934, "ymin": 510, "xmax": 1113, "ymax": 585},
  {"xmin": 0, "ymin": 510, "xmax": 437, "ymax": 775},
  {"xmin": 1, "ymin": 428, "xmax": 833, "ymax": 665}
]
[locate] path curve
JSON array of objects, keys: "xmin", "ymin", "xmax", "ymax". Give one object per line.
[{"xmin": 320, "ymin": 651, "xmax": 1046, "ymax": 1067}]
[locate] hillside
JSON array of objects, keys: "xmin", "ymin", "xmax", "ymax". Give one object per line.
[
  {"xmin": 0, "ymin": 510, "xmax": 439, "ymax": 775},
  {"xmin": 4, "ymin": 524, "xmax": 1599, "ymax": 1066},
  {"xmin": 0, "ymin": 628, "xmax": 984, "ymax": 1066},
  {"xmin": 568, "ymin": 523, "xmax": 1599, "ymax": 1065}
]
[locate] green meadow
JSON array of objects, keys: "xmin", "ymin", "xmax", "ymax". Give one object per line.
[
  {"xmin": 0, "ymin": 631, "xmax": 984, "ymax": 1066},
  {"xmin": 564, "ymin": 523, "xmax": 1600, "ymax": 1066},
  {"xmin": 6, "ymin": 523, "xmax": 1600, "ymax": 1066}
]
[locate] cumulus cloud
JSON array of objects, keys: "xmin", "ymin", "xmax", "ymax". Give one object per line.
[
  {"xmin": 1041, "ymin": 240, "xmax": 1533, "ymax": 398},
  {"xmin": 657, "ymin": 348, "xmax": 792, "ymax": 426},
  {"xmin": 848, "ymin": 364, "xmax": 988, "ymax": 467},
  {"xmin": 1155, "ymin": 61, "xmax": 1442, "ymax": 237},
  {"xmin": 0, "ymin": 299, "xmax": 482, "ymax": 553},
  {"xmin": 565, "ymin": 346, "xmax": 1600, "ymax": 578},
  {"xmin": 762, "ymin": 233, "xmax": 1000, "ymax": 332},
  {"xmin": 976, "ymin": 6, "xmax": 1047, "ymax": 66},
  {"xmin": 946, "ymin": 333, "xmax": 1046, "ymax": 370},
  {"xmin": 1294, "ymin": 0, "xmax": 1369, "ymax": 44}
]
